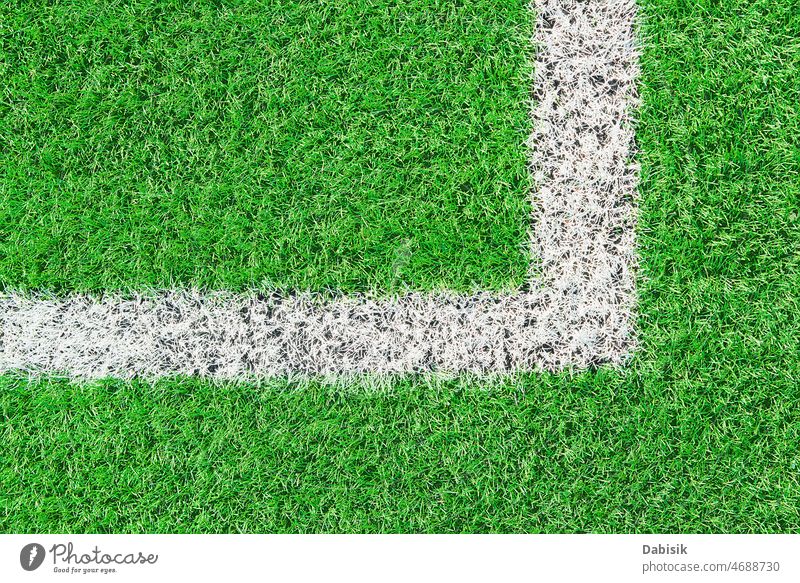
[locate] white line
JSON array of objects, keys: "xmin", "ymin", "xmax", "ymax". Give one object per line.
[{"xmin": 0, "ymin": 0, "xmax": 640, "ymax": 379}]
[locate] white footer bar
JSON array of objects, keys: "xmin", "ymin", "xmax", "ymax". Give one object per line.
[{"xmin": 1, "ymin": 535, "xmax": 797, "ymax": 583}]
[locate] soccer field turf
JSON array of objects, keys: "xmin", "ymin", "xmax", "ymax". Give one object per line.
[
  {"xmin": 1, "ymin": 0, "xmax": 799, "ymax": 532},
  {"xmin": 0, "ymin": 0, "xmax": 531, "ymax": 292}
]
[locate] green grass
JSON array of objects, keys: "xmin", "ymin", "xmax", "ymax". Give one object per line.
[
  {"xmin": 1, "ymin": 0, "xmax": 800, "ymax": 532},
  {"xmin": 0, "ymin": 0, "xmax": 531, "ymax": 293}
]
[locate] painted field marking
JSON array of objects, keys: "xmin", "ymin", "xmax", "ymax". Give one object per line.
[{"xmin": 1, "ymin": 0, "xmax": 640, "ymax": 379}]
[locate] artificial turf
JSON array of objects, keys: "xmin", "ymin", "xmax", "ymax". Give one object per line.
[
  {"xmin": 0, "ymin": 0, "xmax": 531, "ymax": 293},
  {"xmin": 1, "ymin": 0, "xmax": 799, "ymax": 532}
]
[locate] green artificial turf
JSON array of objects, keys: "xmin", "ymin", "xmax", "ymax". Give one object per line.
[
  {"xmin": 0, "ymin": 0, "xmax": 531, "ymax": 293},
  {"xmin": 1, "ymin": 0, "xmax": 800, "ymax": 532}
]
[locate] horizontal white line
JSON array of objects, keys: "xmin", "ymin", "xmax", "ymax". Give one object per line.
[
  {"xmin": 1, "ymin": 288, "xmax": 636, "ymax": 378},
  {"xmin": 0, "ymin": 0, "xmax": 640, "ymax": 379}
]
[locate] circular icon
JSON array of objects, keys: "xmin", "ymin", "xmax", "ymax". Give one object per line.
[{"xmin": 20, "ymin": 543, "xmax": 46, "ymax": 571}]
